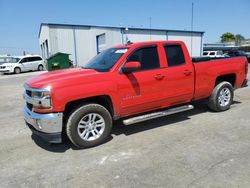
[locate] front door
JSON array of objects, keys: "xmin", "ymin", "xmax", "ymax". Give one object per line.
[
  {"xmin": 19, "ymin": 57, "xmax": 33, "ymax": 71},
  {"xmin": 117, "ymin": 46, "xmax": 166, "ymax": 117}
]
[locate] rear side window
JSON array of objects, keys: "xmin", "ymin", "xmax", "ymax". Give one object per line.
[
  {"xmin": 209, "ymin": 52, "xmax": 215, "ymax": 55},
  {"xmin": 164, "ymin": 45, "xmax": 185, "ymax": 67},
  {"xmin": 127, "ymin": 46, "xmax": 160, "ymax": 71},
  {"xmin": 33, "ymin": 56, "xmax": 42, "ymax": 61},
  {"xmin": 27, "ymin": 57, "xmax": 35, "ymax": 62}
]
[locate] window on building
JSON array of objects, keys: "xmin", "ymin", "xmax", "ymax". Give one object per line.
[
  {"xmin": 164, "ymin": 45, "xmax": 186, "ymax": 67},
  {"xmin": 127, "ymin": 46, "xmax": 160, "ymax": 71}
]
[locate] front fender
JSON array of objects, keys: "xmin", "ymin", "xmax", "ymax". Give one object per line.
[{"xmin": 51, "ymin": 81, "xmax": 119, "ymax": 114}]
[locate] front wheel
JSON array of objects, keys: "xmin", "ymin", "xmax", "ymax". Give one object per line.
[
  {"xmin": 14, "ymin": 67, "xmax": 21, "ymax": 74},
  {"xmin": 66, "ymin": 103, "xmax": 112, "ymax": 148},
  {"xmin": 208, "ymin": 81, "xmax": 234, "ymax": 112}
]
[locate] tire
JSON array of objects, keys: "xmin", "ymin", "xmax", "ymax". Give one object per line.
[
  {"xmin": 14, "ymin": 67, "xmax": 21, "ymax": 74},
  {"xmin": 38, "ymin": 65, "xmax": 44, "ymax": 71},
  {"xmin": 66, "ymin": 103, "xmax": 112, "ymax": 148},
  {"xmin": 208, "ymin": 81, "xmax": 234, "ymax": 112}
]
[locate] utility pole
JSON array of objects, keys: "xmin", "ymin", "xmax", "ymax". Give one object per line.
[
  {"xmin": 191, "ymin": 2, "xmax": 194, "ymax": 57},
  {"xmin": 149, "ymin": 16, "xmax": 152, "ymax": 40}
]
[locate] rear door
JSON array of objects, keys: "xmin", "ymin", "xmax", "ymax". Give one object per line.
[
  {"xmin": 161, "ymin": 44, "xmax": 195, "ymax": 105},
  {"xmin": 117, "ymin": 45, "xmax": 166, "ymax": 116}
]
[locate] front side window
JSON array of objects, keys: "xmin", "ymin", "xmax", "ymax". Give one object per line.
[
  {"xmin": 127, "ymin": 46, "xmax": 160, "ymax": 71},
  {"xmin": 164, "ymin": 45, "xmax": 185, "ymax": 67},
  {"xmin": 20, "ymin": 58, "xmax": 28, "ymax": 63}
]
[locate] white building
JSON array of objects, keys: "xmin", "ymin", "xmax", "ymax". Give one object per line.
[{"xmin": 39, "ymin": 23, "xmax": 204, "ymax": 66}]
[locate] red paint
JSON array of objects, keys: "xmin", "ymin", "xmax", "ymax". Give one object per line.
[{"xmin": 26, "ymin": 41, "xmax": 248, "ymax": 117}]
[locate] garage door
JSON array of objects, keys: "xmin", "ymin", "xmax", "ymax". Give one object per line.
[{"xmin": 97, "ymin": 34, "xmax": 106, "ymax": 53}]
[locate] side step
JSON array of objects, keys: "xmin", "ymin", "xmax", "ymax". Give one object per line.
[{"xmin": 123, "ymin": 105, "xmax": 194, "ymax": 125}]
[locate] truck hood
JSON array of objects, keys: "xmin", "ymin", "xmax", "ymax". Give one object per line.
[{"xmin": 26, "ymin": 67, "xmax": 101, "ymax": 88}]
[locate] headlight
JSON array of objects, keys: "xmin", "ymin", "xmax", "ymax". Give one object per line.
[
  {"xmin": 32, "ymin": 90, "xmax": 50, "ymax": 99},
  {"xmin": 24, "ymin": 84, "xmax": 52, "ymax": 110},
  {"xmin": 32, "ymin": 90, "xmax": 52, "ymax": 109}
]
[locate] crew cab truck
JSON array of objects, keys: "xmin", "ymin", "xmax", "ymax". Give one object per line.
[{"xmin": 23, "ymin": 41, "xmax": 248, "ymax": 148}]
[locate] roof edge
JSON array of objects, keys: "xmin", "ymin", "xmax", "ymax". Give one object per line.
[{"xmin": 39, "ymin": 22, "xmax": 205, "ymax": 38}]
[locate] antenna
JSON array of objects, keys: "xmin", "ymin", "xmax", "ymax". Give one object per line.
[{"xmin": 191, "ymin": 2, "xmax": 194, "ymax": 57}]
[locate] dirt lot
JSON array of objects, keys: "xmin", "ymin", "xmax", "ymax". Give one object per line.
[{"xmin": 0, "ymin": 71, "xmax": 250, "ymax": 188}]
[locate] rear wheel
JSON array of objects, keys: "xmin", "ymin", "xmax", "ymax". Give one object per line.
[
  {"xmin": 208, "ymin": 81, "xmax": 234, "ymax": 112},
  {"xmin": 14, "ymin": 67, "xmax": 21, "ymax": 74},
  {"xmin": 66, "ymin": 103, "xmax": 112, "ymax": 148},
  {"xmin": 38, "ymin": 65, "xmax": 44, "ymax": 71}
]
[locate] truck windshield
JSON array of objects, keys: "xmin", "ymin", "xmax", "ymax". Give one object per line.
[{"xmin": 83, "ymin": 48, "xmax": 128, "ymax": 72}]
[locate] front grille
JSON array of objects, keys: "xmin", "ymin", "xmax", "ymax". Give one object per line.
[
  {"xmin": 27, "ymin": 102, "xmax": 33, "ymax": 111},
  {"xmin": 26, "ymin": 90, "xmax": 32, "ymax": 97},
  {"xmin": 0, "ymin": 66, "xmax": 6, "ymax": 69}
]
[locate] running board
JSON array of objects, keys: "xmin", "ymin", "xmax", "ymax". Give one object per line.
[{"xmin": 123, "ymin": 105, "xmax": 194, "ymax": 125}]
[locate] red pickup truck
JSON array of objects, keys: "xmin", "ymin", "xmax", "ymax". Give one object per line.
[{"xmin": 23, "ymin": 41, "xmax": 248, "ymax": 148}]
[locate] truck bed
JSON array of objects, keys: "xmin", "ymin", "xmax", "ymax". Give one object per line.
[
  {"xmin": 192, "ymin": 56, "xmax": 229, "ymax": 63},
  {"xmin": 192, "ymin": 56, "xmax": 247, "ymax": 100}
]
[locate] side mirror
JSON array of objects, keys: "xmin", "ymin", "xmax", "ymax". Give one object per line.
[{"xmin": 122, "ymin": 61, "xmax": 141, "ymax": 73}]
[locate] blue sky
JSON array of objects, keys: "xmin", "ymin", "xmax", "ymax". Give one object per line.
[{"xmin": 0, "ymin": 0, "xmax": 249, "ymax": 55}]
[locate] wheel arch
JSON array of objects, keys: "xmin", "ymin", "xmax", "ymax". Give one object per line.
[
  {"xmin": 215, "ymin": 73, "xmax": 236, "ymax": 88},
  {"xmin": 63, "ymin": 95, "xmax": 114, "ymax": 121},
  {"xmin": 14, "ymin": 66, "xmax": 21, "ymax": 73}
]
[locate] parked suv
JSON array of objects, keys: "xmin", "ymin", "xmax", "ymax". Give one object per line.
[{"xmin": 0, "ymin": 55, "xmax": 45, "ymax": 74}]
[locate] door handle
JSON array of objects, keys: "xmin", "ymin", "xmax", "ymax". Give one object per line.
[
  {"xmin": 154, "ymin": 74, "xmax": 165, "ymax": 80},
  {"xmin": 183, "ymin": 70, "xmax": 192, "ymax": 76}
]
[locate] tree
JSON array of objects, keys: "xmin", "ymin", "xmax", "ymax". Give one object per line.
[
  {"xmin": 235, "ymin": 34, "xmax": 245, "ymax": 45},
  {"xmin": 220, "ymin": 32, "xmax": 236, "ymax": 42}
]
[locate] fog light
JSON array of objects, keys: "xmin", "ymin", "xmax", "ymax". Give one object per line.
[{"xmin": 36, "ymin": 119, "xmax": 42, "ymax": 130}]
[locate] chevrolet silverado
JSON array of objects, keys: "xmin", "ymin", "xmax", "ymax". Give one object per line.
[{"xmin": 23, "ymin": 41, "xmax": 248, "ymax": 148}]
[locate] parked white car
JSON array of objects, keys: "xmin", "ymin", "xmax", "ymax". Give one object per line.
[
  {"xmin": 203, "ymin": 51, "xmax": 224, "ymax": 58},
  {"xmin": 0, "ymin": 55, "xmax": 45, "ymax": 74}
]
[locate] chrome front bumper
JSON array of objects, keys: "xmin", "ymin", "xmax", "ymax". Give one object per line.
[{"xmin": 23, "ymin": 106, "xmax": 63, "ymax": 143}]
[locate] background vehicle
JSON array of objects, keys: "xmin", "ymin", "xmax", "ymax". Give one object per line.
[
  {"xmin": 203, "ymin": 50, "xmax": 225, "ymax": 58},
  {"xmin": 0, "ymin": 55, "xmax": 45, "ymax": 74},
  {"xmin": 23, "ymin": 41, "xmax": 248, "ymax": 148},
  {"xmin": 225, "ymin": 50, "xmax": 250, "ymax": 63}
]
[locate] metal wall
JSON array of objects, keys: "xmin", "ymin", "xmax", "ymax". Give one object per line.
[{"xmin": 39, "ymin": 25, "xmax": 203, "ymax": 66}]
